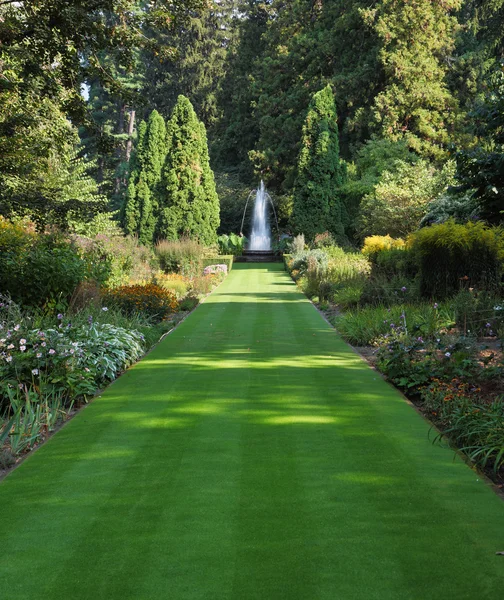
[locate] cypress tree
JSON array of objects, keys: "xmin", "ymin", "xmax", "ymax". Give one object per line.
[
  {"xmin": 159, "ymin": 96, "xmax": 220, "ymax": 244},
  {"xmin": 123, "ymin": 111, "xmax": 166, "ymax": 244},
  {"xmin": 291, "ymin": 85, "xmax": 344, "ymax": 242}
]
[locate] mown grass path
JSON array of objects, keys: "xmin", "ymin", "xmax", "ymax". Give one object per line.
[{"xmin": 1, "ymin": 263, "xmax": 504, "ymax": 599}]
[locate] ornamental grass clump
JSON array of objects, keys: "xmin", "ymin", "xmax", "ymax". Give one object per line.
[
  {"xmin": 103, "ymin": 284, "xmax": 178, "ymax": 321},
  {"xmin": 155, "ymin": 237, "xmax": 205, "ymax": 277}
]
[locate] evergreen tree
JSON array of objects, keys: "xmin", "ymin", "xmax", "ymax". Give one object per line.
[
  {"xmin": 142, "ymin": 1, "xmax": 238, "ymax": 129},
  {"xmin": 123, "ymin": 111, "xmax": 166, "ymax": 245},
  {"xmin": 291, "ymin": 85, "xmax": 344, "ymax": 241},
  {"xmin": 361, "ymin": 0, "xmax": 462, "ymax": 161},
  {"xmin": 159, "ymin": 96, "xmax": 220, "ymax": 244}
]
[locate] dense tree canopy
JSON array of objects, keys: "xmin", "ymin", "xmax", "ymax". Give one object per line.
[{"xmin": 1, "ymin": 0, "xmax": 503, "ymax": 240}]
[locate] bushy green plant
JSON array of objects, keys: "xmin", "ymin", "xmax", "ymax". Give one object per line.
[
  {"xmin": 155, "ymin": 237, "xmax": 206, "ymax": 277},
  {"xmin": 333, "ymin": 303, "xmax": 455, "ymax": 346},
  {"xmin": 358, "ymin": 160, "xmax": 455, "ymax": 238},
  {"xmin": 409, "ymin": 220, "xmax": 503, "ymax": 298},
  {"xmin": 217, "ymin": 233, "xmax": 246, "ymax": 256},
  {"xmin": 373, "ymin": 247, "xmax": 417, "ymax": 279},
  {"xmin": 289, "ymin": 249, "xmax": 328, "ymax": 280},
  {"xmin": 0, "ymin": 219, "xmax": 86, "ymax": 310}
]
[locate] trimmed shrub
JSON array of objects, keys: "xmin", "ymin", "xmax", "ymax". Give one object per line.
[
  {"xmin": 202, "ymin": 255, "xmax": 233, "ymax": 272},
  {"xmin": 103, "ymin": 284, "xmax": 178, "ymax": 321},
  {"xmin": 409, "ymin": 220, "xmax": 503, "ymax": 298}
]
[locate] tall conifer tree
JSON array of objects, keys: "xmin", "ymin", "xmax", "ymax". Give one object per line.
[
  {"xmin": 291, "ymin": 85, "xmax": 344, "ymax": 241},
  {"xmin": 123, "ymin": 110, "xmax": 166, "ymax": 245},
  {"xmin": 159, "ymin": 96, "xmax": 220, "ymax": 244}
]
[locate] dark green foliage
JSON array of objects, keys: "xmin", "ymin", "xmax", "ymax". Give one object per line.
[
  {"xmin": 291, "ymin": 85, "xmax": 344, "ymax": 241},
  {"xmin": 159, "ymin": 96, "xmax": 220, "ymax": 244},
  {"xmin": 123, "ymin": 111, "xmax": 167, "ymax": 245},
  {"xmin": 410, "ymin": 220, "xmax": 503, "ymax": 298},
  {"xmin": 362, "ymin": 0, "xmax": 462, "ymax": 161},
  {"xmin": 0, "ymin": 222, "xmax": 85, "ymax": 310},
  {"xmin": 453, "ymin": 68, "xmax": 504, "ymax": 224},
  {"xmin": 214, "ymin": 171, "xmax": 253, "ymax": 235},
  {"xmin": 143, "ymin": 1, "xmax": 238, "ymax": 130},
  {"xmin": 0, "ymin": 1, "xmax": 205, "ymax": 122}
]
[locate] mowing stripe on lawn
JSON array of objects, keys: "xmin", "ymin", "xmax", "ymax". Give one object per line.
[{"xmin": 1, "ymin": 263, "xmax": 504, "ymax": 599}]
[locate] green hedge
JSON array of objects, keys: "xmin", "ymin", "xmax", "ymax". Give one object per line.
[
  {"xmin": 410, "ymin": 221, "xmax": 503, "ymax": 298},
  {"xmin": 202, "ymin": 255, "xmax": 234, "ymax": 272}
]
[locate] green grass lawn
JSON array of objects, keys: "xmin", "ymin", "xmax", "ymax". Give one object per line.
[{"xmin": 1, "ymin": 263, "xmax": 504, "ymax": 599}]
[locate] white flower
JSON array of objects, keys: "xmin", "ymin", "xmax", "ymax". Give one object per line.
[
  {"xmin": 19, "ymin": 338, "xmax": 26, "ymax": 345},
  {"xmin": 102, "ymin": 307, "xmax": 108, "ymax": 312},
  {"xmin": 445, "ymin": 352, "xmax": 451, "ymax": 358},
  {"xmin": 36, "ymin": 352, "xmax": 42, "ymax": 358},
  {"xmin": 6, "ymin": 356, "xmax": 12, "ymax": 362},
  {"xmin": 41, "ymin": 342, "xmax": 46, "ymax": 347},
  {"xmin": 48, "ymin": 349, "xmax": 56, "ymax": 355},
  {"xmin": 32, "ymin": 369, "xmax": 39, "ymax": 375},
  {"xmin": 7, "ymin": 344, "xmax": 14, "ymax": 350},
  {"xmin": 14, "ymin": 325, "xmax": 20, "ymax": 331},
  {"xmin": 20, "ymin": 345, "xmax": 26, "ymax": 352}
]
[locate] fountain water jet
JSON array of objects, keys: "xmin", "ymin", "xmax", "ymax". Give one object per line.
[
  {"xmin": 240, "ymin": 180, "xmax": 279, "ymax": 252},
  {"xmin": 249, "ymin": 180, "xmax": 271, "ymax": 250}
]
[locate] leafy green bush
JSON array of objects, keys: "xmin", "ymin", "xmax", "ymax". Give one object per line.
[
  {"xmin": 358, "ymin": 159, "xmax": 455, "ymax": 238},
  {"xmin": 289, "ymin": 249, "xmax": 328, "ymax": 280},
  {"xmin": 217, "ymin": 233, "xmax": 246, "ymax": 256},
  {"xmin": 155, "ymin": 237, "xmax": 205, "ymax": 276},
  {"xmin": 409, "ymin": 220, "xmax": 503, "ymax": 298},
  {"xmin": 0, "ymin": 219, "xmax": 86, "ymax": 310}
]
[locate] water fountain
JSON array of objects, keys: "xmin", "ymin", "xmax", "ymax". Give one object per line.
[{"xmin": 239, "ymin": 181, "xmax": 282, "ymax": 262}]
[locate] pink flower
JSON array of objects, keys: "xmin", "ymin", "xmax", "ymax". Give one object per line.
[
  {"xmin": 20, "ymin": 345, "xmax": 26, "ymax": 352},
  {"xmin": 20, "ymin": 338, "xmax": 26, "ymax": 345},
  {"xmin": 48, "ymin": 349, "xmax": 56, "ymax": 355}
]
